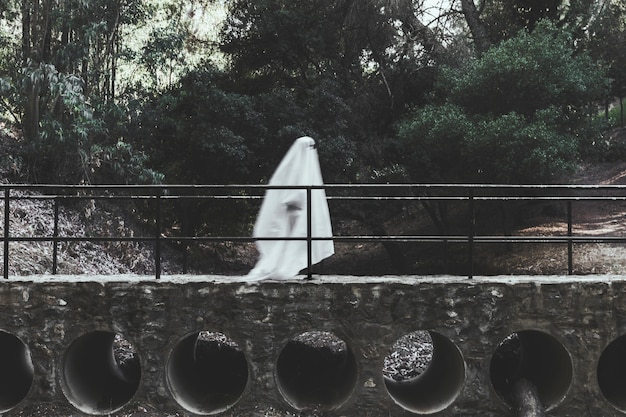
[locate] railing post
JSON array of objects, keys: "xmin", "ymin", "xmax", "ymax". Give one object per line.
[
  {"xmin": 155, "ymin": 189, "xmax": 162, "ymax": 279},
  {"xmin": 468, "ymin": 189, "xmax": 475, "ymax": 279},
  {"xmin": 3, "ymin": 188, "xmax": 9, "ymax": 279},
  {"xmin": 306, "ymin": 186, "xmax": 313, "ymax": 280},
  {"xmin": 52, "ymin": 197, "xmax": 59, "ymax": 275},
  {"xmin": 567, "ymin": 200, "xmax": 573, "ymax": 275}
]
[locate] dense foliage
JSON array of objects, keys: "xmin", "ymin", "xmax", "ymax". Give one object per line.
[
  {"xmin": 397, "ymin": 21, "xmax": 607, "ymax": 183},
  {"xmin": 0, "ymin": 0, "xmax": 624, "ymax": 186}
]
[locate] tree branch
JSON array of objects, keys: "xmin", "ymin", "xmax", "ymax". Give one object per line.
[{"xmin": 459, "ymin": 0, "xmax": 491, "ymax": 55}]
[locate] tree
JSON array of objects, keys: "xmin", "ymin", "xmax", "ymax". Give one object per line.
[
  {"xmin": 448, "ymin": 20, "xmax": 605, "ymax": 117},
  {"xmin": 133, "ymin": 64, "xmax": 358, "ymax": 185},
  {"xmin": 0, "ymin": 1, "xmax": 21, "ymax": 125},
  {"xmin": 18, "ymin": 0, "xmax": 145, "ymax": 139},
  {"xmin": 397, "ymin": 21, "xmax": 607, "ymax": 184},
  {"xmin": 584, "ymin": 0, "xmax": 626, "ymax": 126},
  {"xmin": 477, "ymin": 0, "xmax": 561, "ymax": 43},
  {"xmin": 460, "ymin": 0, "xmax": 491, "ymax": 54},
  {"xmin": 455, "ymin": 0, "xmax": 608, "ymax": 55},
  {"xmin": 219, "ymin": 0, "xmax": 442, "ymax": 183},
  {"xmin": 0, "ymin": 0, "xmax": 167, "ymax": 183}
]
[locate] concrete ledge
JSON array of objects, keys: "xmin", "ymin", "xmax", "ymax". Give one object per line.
[{"xmin": 0, "ymin": 275, "xmax": 625, "ymax": 416}]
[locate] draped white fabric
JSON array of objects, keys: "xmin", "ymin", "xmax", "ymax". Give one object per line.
[{"xmin": 245, "ymin": 136, "xmax": 334, "ymax": 280}]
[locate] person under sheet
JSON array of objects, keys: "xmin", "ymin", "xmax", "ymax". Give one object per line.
[{"xmin": 245, "ymin": 136, "xmax": 334, "ymax": 281}]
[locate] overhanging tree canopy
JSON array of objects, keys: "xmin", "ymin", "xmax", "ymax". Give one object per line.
[{"xmin": 397, "ymin": 20, "xmax": 607, "ymax": 184}]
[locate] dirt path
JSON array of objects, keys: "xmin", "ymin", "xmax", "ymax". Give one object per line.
[{"xmin": 486, "ymin": 162, "xmax": 626, "ymax": 275}]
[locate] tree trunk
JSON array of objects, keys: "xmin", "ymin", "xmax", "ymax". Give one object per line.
[
  {"xmin": 21, "ymin": 0, "xmax": 41, "ymax": 142},
  {"xmin": 23, "ymin": 77, "xmax": 41, "ymax": 142},
  {"xmin": 21, "ymin": 0, "xmax": 31, "ymax": 65},
  {"xmin": 512, "ymin": 378, "xmax": 545, "ymax": 417},
  {"xmin": 342, "ymin": 205, "xmax": 412, "ymax": 273},
  {"xmin": 393, "ymin": 0, "xmax": 447, "ymax": 58},
  {"xmin": 111, "ymin": 37, "xmax": 117, "ymax": 103},
  {"xmin": 420, "ymin": 200, "xmax": 451, "ymax": 273},
  {"xmin": 460, "ymin": 0, "xmax": 491, "ymax": 55},
  {"xmin": 105, "ymin": 3, "xmax": 121, "ymax": 103},
  {"xmin": 420, "ymin": 200, "xmax": 448, "ymax": 236},
  {"xmin": 40, "ymin": 0, "xmax": 52, "ymax": 62}
]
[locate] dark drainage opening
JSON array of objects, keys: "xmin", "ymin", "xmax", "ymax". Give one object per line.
[
  {"xmin": 0, "ymin": 331, "xmax": 34, "ymax": 412},
  {"xmin": 383, "ymin": 330, "xmax": 465, "ymax": 414},
  {"xmin": 167, "ymin": 331, "xmax": 248, "ymax": 415},
  {"xmin": 490, "ymin": 330, "xmax": 572, "ymax": 411},
  {"xmin": 62, "ymin": 331, "xmax": 141, "ymax": 415},
  {"xmin": 597, "ymin": 334, "xmax": 626, "ymax": 410},
  {"xmin": 276, "ymin": 331, "xmax": 358, "ymax": 411}
]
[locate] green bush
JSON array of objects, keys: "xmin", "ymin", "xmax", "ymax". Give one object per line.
[{"xmin": 397, "ymin": 21, "xmax": 607, "ymax": 184}]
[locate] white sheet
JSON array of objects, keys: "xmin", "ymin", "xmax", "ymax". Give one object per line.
[{"xmin": 246, "ymin": 136, "xmax": 334, "ymax": 280}]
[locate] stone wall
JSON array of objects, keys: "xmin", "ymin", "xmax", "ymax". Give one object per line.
[{"xmin": 0, "ymin": 275, "xmax": 625, "ymax": 416}]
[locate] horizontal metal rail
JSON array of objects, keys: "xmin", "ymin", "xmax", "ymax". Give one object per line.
[{"xmin": 1, "ymin": 184, "xmax": 626, "ymax": 279}]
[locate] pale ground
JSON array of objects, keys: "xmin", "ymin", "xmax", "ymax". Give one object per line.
[{"xmin": 491, "ymin": 162, "xmax": 626, "ymax": 275}]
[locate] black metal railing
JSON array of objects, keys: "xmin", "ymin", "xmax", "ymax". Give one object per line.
[{"xmin": 2, "ymin": 183, "xmax": 626, "ymax": 279}]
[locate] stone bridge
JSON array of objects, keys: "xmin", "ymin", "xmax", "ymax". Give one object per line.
[
  {"xmin": 2, "ymin": 184, "xmax": 626, "ymax": 416},
  {"xmin": 0, "ymin": 275, "xmax": 625, "ymax": 416}
]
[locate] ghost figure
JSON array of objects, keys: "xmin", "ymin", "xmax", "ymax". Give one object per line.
[{"xmin": 246, "ymin": 136, "xmax": 334, "ymax": 281}]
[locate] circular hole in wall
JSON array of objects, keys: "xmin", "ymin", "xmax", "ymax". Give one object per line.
[
  {"xmin": 597, "ymin": 334, "xmax": 626, "ymax": 410},
  {"xmin": 490, "ymin": 330, "xmax": 572, "ymax": 411},
  {"xmin": 383, "ymin": 330, "xmax": 465, "ymax": 414},
  {"xmin": 62, "ymin": 331, "xmax": 141, "ymax": 415},
  {"xmin": 276, "ymin": 331, "xmax": 358, "ymax": 411},
  {"xmin": 167, "ymin": 331, "xmax": 248, "ymax": 415},
  {"xmin": 0, "ymin": 330, "xmax": 34, "ymax": 412}
]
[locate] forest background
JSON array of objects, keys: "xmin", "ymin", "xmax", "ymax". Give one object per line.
[
  {"xmin": 1, "ymin": 0, "xmax": 625, "ymax": 187},
  {"xmin": 1, "ymin": 0, "xmax": 626, "ymax": 273}
]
